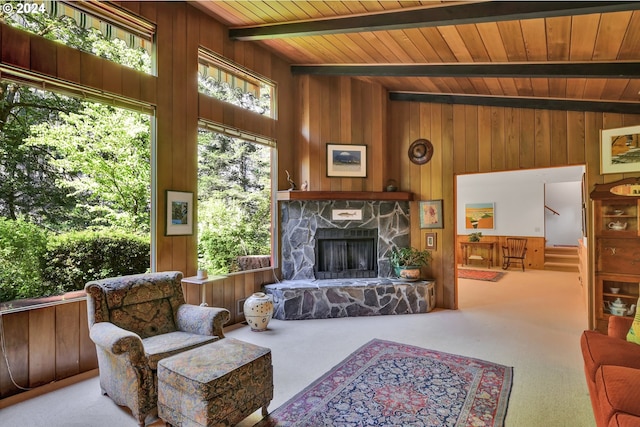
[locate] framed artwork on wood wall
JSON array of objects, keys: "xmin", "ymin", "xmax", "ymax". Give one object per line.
[
  {"xmin": 326, "ymin": 143, "xmax": 367, "ymax": 177},
  {"xmin": 166, "ymin": 190, "xmax": 193, "ymax": 236},
  {"xmin": 425, "ymin": 232, "xmax": 437, "ymax": 250},
  {"xmin": 419, "ymin": 200, "xmax": 443, "ymax": 229},
  {"xmin": 601, "ymin": 125, "xmax": 640, "ymax": 174}
]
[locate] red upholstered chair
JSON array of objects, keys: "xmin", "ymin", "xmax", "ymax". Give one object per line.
[{"xmin": 580, "ymin": 316, "xmax": 640, "ymax": 427}]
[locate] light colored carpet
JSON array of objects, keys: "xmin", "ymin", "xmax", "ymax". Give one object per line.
[{"xmin": 0, "ymin": 269, "xmax": 595, "ymax": 427}]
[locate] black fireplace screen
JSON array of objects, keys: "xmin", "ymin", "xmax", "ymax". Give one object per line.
[{"xmin": 314, "ymin": 228, "xmax": 377, "ymax": 279}]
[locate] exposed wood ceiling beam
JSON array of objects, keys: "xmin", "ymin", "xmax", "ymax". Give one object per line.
[
  {"xmin": 389, "ymin": 92, "xmax": 640, "ymax": 114},
  {"xmin": 229, "ymin": 1, "xmax": 640, "ymax": 40},
  {"xmin": 292, "ymin": 62, "xmax": 640, "ymax": 78}
]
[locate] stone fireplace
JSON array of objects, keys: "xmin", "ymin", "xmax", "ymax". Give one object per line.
[
  {"xmin": 270, "ymin": 197, "xmax": 435, "ymax": 320},
  {"xmin": 280, "ymin": 200, "xmax": 411, "ymax": 280}
]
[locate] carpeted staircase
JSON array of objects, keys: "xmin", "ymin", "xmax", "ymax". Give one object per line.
[{"xmin": 544, "ymin": 246, "xmax": 579, "ymax": 272}]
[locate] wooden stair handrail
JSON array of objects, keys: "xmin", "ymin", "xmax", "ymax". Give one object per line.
[{"xmin": 545, "ymin": 205, "xmax": 560, "ymax": 215}]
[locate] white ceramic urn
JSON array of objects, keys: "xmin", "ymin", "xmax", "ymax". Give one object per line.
[{"xmin": 244, "ymin": 292, "xmax": 274, "ymax": 332}]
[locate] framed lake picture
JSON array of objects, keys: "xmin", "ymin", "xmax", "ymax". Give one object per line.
[
  {"xmin": 327, "ymin": 143, "xmax": 367, "ymax": 177},
  {"xmin": 166, "ymin": 190, "xmax": 193, "ymax": 236}
]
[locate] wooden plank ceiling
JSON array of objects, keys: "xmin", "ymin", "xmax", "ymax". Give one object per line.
[{"xmin": 194, "ymin": 1, "xmax": 640, "ymax": 113}]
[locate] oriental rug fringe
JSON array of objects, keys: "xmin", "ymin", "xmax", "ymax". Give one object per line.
[{"xmin": 254, "ymin": 339, "xmax": 512, "ymax": 427}]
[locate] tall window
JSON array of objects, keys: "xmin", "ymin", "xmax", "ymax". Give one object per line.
[
  {"xmin": 197, "ymin": 50, "xmax": 276, "ymax": 274},
  {"xmin": 0, "ymin": 82, "xmax": 152, "ymax": 311},
  {"xmin": 0, "ymin": 3, "xmax": 154, "ymax": 311},
  {"xmin": 198, "ymin": 48, "xmax": 275, "ymax": 118},
  {"xmin": 197, "ymin": 124, "xmax": 274, "ymax": 275}
]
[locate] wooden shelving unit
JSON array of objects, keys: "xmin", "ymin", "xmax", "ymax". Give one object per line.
[{"xmin": 591, "ymin": 178, "xmax": 640, "ymax": 333}]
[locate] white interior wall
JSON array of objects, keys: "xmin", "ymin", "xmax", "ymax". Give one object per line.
[
  {"xmin": 456, "ymin": 166, "xmax": 585, "ymax": 242},
  {"xmin": 545, "ymin": 181, "xmax": 584, "ymax": 246}
]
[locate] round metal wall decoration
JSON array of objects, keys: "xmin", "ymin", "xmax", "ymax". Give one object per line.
[{"xmin": 408, "ymin": 138, "xmax": 434, "ymax": 165}]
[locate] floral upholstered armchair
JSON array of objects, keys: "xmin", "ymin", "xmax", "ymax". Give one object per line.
[{"xmin": 85, "ymin": 271, "xmax": 230, "ymax": 427}]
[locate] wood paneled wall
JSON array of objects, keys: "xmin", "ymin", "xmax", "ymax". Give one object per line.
[
  {"xmin": 293, "ymin": 75, "xmax": 387, "ymax": 192},
  {"xmin": 0, "ymin": 2, "xmax": 293, "ymax": 399},
  {"xmin": 387, "ymin": 103, "xmax": 640, "ymax": 311},
  {"xmin": 0, "ymin": 301, "xmax": 97, "ymax": 399},
  {"xmin": 133, "ymin": 2, "xmax": 293, "ymax": 279},
  {"xmin": 292, "ymin": 73, "xmax": 640, "ymax": 314},
  {"xmin": 454, "ymin": 235, "xmax": 546, "ymax": 270}
]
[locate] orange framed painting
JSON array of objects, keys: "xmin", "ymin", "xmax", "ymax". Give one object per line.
[{"xmin": 465, "ymin": 202, "xmax": 495, "ymax": 230}]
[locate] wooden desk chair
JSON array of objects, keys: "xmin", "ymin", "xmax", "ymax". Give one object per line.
[{"xmin": 502, "ymin": 238, "xmax": 527, "ymax": 271}]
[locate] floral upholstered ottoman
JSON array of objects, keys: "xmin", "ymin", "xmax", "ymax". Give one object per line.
[{"xmin": 157, "ymin": 338, "xmax": 273, "ymax": 427}]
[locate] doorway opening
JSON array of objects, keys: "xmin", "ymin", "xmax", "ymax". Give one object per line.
[{"xmin": 454, "ymin": 165, "xmax": 586, "ymax": 303}]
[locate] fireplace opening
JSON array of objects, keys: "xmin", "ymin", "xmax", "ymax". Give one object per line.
[{"xmin": 314, "ymin": 228, "xmax": 378, "ymax": 279}]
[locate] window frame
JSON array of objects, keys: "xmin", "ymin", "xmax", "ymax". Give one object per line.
[
  {"xmin": 196, "ymin": 120, "xmax": 278, "ymax": 275},
  {"xmin": 3, "ymin": 0, "xmax": 156, "ymax": 75},
  {"xmin": 0, "ymin": 72, "xmax": 157, "ymax": 313},
  {"xmin": 198, "ymin": 47, "xmax": 277, "ymax": 119}
]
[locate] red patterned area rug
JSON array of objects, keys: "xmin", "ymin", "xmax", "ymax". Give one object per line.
[
  {"xmin": 458, "ymin": 269, "xmax": 505, "ymax": 282},
  {"xmin": 254, "ymin": 339, "xmax": 512, "ymax": 427}
]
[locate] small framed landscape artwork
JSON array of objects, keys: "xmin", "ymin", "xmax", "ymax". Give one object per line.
[
  {"xmin": 166, "ymin": 190, "xmax": 193, "ymax": 236},
  {"xmin": 465, "ymin": 202, "xmax": 495, "ymax": 229},
  {"xmin": 327, "ymin": 143, "xmax": 367, "ymax": 177},
  {"xmin": 601, "ymin": 125, "xmax": 640, "ymax": 174}
]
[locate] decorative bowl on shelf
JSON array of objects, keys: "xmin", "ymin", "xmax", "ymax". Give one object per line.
[
  {"xmin": 610, "ymin": 287, "xmax": 620, "ymax": 294},
  {"xmin": 612, "ymin": 209, "xmax": 625, "ymax": 215}
]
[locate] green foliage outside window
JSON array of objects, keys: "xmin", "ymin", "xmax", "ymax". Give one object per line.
[
  {"xmin": 198, "ymin": 198, "xmax": 271, "ymax": 274},
  {"xmin": 0, "ymin": 217, "xmax": 49, "ymax": 303},
  {"xmin": 0, "ymin": 218, "xmax": 150, "ymax": 306},
  {"xmin": 41, "ymin": 231, "xmax": 150, "ymax": 295},
  {"xmin": 199, "ymin": 76, "xmax": 272, "ymax": 117},
  {"xmin": 0, "ymin": 5, "xmax": 152, "ymax": 308},
  {"xmin": 196, "ymin": 56, "xmax": 275, "ymax": 275},
  {"xmin": 197, "ymin": 131, "xmax": 272, "ymax": 275},
  {"xmin": 27, "ymin": 103, "xmax": 151, "ymax": 233}
]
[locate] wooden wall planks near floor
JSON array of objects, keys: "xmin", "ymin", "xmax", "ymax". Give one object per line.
[{"xmin": 455, "ymin": 235, "xmax": 545, "ymax": 270}]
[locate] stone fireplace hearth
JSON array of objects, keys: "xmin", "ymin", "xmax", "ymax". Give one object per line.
[
  {"xmin": 280, "ymin": 200, "xmax": 411, "ymax": 280},
  {"xmin": 271, "ymin": 197, "xmax": 435, "ymax": 321},
  {"xmin": 265, "ymin": 278, "xmax": 435, "ymax": 320}
]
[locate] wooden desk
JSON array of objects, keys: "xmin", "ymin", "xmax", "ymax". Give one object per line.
[{"xmin": 460, "ymin": 242, "xmax": 495, "ymax": 268}]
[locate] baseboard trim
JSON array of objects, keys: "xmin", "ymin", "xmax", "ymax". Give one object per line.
[{"xmin": 0, "ymin": 369, "xmax": 99, "ymax": 409}]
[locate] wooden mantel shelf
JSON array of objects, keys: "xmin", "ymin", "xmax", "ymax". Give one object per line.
[{"xmin": 277, "ymin": 190, "xmax": 414, "ymax": 201}]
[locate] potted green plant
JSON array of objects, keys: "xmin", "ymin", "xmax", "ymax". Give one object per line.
[
  {"xmin": 197, "ymin": 254, "xmax": 208, "ymax": 280},
  {"xmin": 389, "ymin": 247, "xmax": 432, "ymax": 280},
  {"xmin": 468, "ymin": 232, "xmax": 482, "ymax": 242}
]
